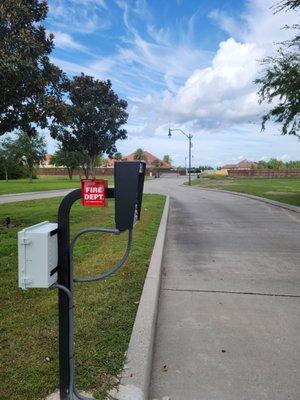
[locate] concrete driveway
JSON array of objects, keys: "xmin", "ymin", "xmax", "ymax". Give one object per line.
[{"xmin": 145, "ymin": 177, "xmax": 300, "ymax": 400}]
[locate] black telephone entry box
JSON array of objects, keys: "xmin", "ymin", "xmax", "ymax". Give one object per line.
[{"xmin": 114, "ymin": 161, "xmax": 146, "ymax": 232}]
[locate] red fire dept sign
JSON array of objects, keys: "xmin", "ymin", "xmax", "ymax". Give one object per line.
[{"xmin": 81, "ymin": 179, "xmax": 108, "ymax": 207}]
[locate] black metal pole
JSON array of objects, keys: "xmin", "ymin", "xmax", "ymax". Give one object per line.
[
  {"xmin": 168, "ymin": 128, "xmax": 193, "ymax": 185},
  {"xmin": 57, "ymin": 189, "xmax": 81, "ymax": 400},
  {"xmin": 57, "ymin": 188, "xmax": 115, "ymax": 399},
  {"xmin": 188, "ymin": 135, "xmax": 192, "ymax": 186}
]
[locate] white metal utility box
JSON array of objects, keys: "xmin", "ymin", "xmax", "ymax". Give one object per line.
[{"xmin": 18, "ymin": 221, "xmax": 58, "ymax": 290}]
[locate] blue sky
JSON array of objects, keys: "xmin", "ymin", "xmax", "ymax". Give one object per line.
[{"xmin": 45, "ymin": 0, "xmax": 299, "ymax": 167}]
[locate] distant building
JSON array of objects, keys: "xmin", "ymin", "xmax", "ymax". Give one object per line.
[
  {"xmin": 222, "ymin": 159, "xmax": 256, "ymax": 171},
  {"xmin": 40, "ymin": 154, "xmax": 53, "ymax": 168},
  {"xmin": 41, "ymin": 151, "xmax": 172, "ymax": 170},
  {"xmin": 107, "ymin": 151, "xmax": 172, "ymax": 168}
]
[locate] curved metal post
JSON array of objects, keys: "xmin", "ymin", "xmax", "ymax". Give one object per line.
[{"xmin": 57, "ymin": 188, "xmax": 114, "ymax": 400}]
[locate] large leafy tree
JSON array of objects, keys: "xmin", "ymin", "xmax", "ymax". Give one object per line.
[
  {"xmin": 14, "ymin": 131, "xmax": 47, "ymax": 181},
  {"xmin": 114, "ymin": 152, "xmax": 123, "ymax": 160},
  {"xmin": 0, "ymin": 137, "xmax": 17, "ymax": 181},
  {"xmin": 50, "ymin": 74, "xmax": 128, "ymax": 177},
  {"xmin": 0, "ymin": 0, "xmax": 66, "ymax": 136},
  {"xmin": 255, "ymin": 0, "xmax": 300, "ymax": 137}
]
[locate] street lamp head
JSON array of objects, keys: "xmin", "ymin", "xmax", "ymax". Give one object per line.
[{"xmin": 168, "ymin": 128, "xmax": 172, "ymax": 138}]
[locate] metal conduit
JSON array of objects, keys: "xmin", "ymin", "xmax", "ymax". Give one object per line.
[{"xmin": 52, "ymin": 228, "xmax": 132, "ymax": 399}]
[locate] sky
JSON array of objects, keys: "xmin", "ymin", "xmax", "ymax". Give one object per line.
[{"xmin": 44, "ymin": 0, "xmax": 299, "ymax": 167}]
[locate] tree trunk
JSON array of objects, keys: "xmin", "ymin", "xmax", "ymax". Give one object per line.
[
  {"xmin": 83, "ymin": 167, "xmax": 89, "ymax": 179},
  {"xmin": 91, "ymin": 156, "xmax": 96, "ymax": 179},
  {"xmin": 5, "ymin": 167, "xmax": 8, "ymax": 182},
  {"xmin": 29, "ymin": 169, "xmax": 33, "ymax": 183},
  {"xmin": 67, "ymin": 167, "xmax": 73, "ymax": 180}
]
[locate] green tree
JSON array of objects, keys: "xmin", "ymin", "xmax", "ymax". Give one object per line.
[
  {"xmin": 114, "ymin": 152, "xmax": 123, "ymax": 160},
  {"xmin": 0, "ymin": 137, "xmax": 16, "ymax": 181},
  {"xmin": 50, "ymin": 74, "xmax": 128, "ymax": 178},
  {"xmin": 255, "ymin": 158, "xmax": 286, "ymax": 169},
  {"xmin": 255, "ymin": 0, "xmax": 300, "ymax": 137},
  {"xmin": 95, "ymin": 155, "xmax": 106, "ymax": 167},
  {"xmin": 267, "ymin": 158, "xmax": 286, "ymax": 169},
  {"xmin": 15, "ymin": 131, "xmax": 46, "ymax": 182},
  {"xmin": 254, "ymin": 161, "xmax": 268, "ymax": 170},
  {"xmin": 50, "ymin": 147, "xmax": 82, "ymax": 180},
  {"xmin": 0, "ymin": 1, "xmax": 66, "ymax": 136},
  {"xmin": 134, "ymin": 148, "xmax": 148, "ymax": 162},
  {"xmin": 286, "ymin": 160, "xmax": 300, "ymax": 168},
  {"xmin": 198, "ymin": 165, "xmax": 214, "ymax": 171},
  {"xmin": 163, "ymin": 155, "xmax": 172, "ymax": 165}
]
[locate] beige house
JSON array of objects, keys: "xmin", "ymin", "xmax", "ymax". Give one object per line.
[{"xmin": 222, "ymin": 159, "xmax": 256, "ymax": 171}]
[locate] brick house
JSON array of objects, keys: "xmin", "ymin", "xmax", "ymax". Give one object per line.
[{"xmin": 107, "ymin": 151, "xmax": 172, "ymax": 168}]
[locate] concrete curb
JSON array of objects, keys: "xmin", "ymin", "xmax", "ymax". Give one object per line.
[
  {"xmin": 190, "ymin": 186, "xmax": 300, "ymax": 214},
  {"xmin": 110, "ymin": 196, "xmax": 170, "ymax": 400}
]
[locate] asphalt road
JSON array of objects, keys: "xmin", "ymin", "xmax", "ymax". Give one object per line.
[{"xmin": 145, "ymin": 177, "xmax": 300, "ymax": 400}]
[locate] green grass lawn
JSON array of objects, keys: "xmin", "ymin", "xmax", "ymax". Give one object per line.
[
  {"xmin": 191, "ymin": 175, "xmax": 300, "ymax": 206},
  {"xmin": 0, "ymin": 176, "xmax": 115, "ymax": 195},
  {"xmin": 0, "ymin": 194, "xmax": 165, "ymax": 400}
]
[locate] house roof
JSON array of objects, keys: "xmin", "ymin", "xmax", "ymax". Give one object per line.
[
  {"xmin": 107, "ymin": 150, "xmax": 172, "ymax": 168},
  {"xmin": 44, "ymin": 154, "xmax": 52, "ymax": 163},
  {"xmin": 222, "ymin": 159, "xmax": 256, "ymax": 169}
]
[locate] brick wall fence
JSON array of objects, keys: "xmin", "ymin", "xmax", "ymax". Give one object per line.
[
  {"xmin": 37, "ymin": 167, "xmax": 115, "ymax": 176},
  {"xmin": 228, "ymin": 169, "xmax": 300, "ymax": 177},
  {"xmin": 37, "ymin": 167, "xmax": 185, "ymax": 177}
]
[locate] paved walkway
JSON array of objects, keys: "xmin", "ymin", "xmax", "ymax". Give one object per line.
[
  {"xmin": 0, "ymin": 189, "xmax": 74, "ymax": 204},
  {"xmin": 145, "ymin": 177, "xmax": 300, "ymax": 400}
]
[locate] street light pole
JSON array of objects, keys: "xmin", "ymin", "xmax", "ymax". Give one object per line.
[
  {"xmin": 188, "ymin": 135, "xmax": 192, "ymax": 185},
  {"xmin": 168, "ymin": 128, "xmax": 193, "ymax": 185}
]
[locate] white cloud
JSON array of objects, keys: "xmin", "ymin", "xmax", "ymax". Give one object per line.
[
  {"xmin": 128, "ymin": 37, "xmax": 264, "ymax": 135},
  {"xmin": 169, "ymin": 38, "xmax": 263, "ymax": 124},
  {"xmin": 53, "ymin": 32, "xmax": 86, "ymax": 51},
  {"xmin": 48, "ymin": 0, "xmax": 110, "ymax": 33},
  {"xmin": 52, "ymin": 56, "xmax": 116, "ymax": 78},
  {"xmin": 242, "ymin": 0, "xmax": 298, "ymax": 47},
  {"xmin": 126, "ymin": 0, "xmax": 298, "ymax": 139},
  {"xmin": 210, "ymin": 0, "xmax": 297, "ymax": 51},
  {"xmin": 209, "ymin": 9, "xmax": 242, "ymax": 38}
]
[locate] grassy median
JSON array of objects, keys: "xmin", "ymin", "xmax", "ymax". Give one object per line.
[
  {"xmin": 191, "ymin": 175, "xmax": 300, "ymax": 206},
  {"xmin": 0, "ymin": 176, "xmax": 115, "ymax": 195},
  {"xmin": 0, "ymin": 194, "xmax": 165, "ymax": 400}
]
